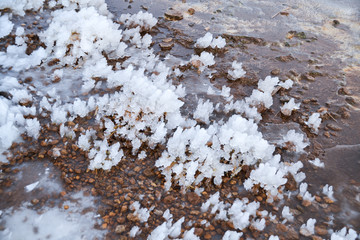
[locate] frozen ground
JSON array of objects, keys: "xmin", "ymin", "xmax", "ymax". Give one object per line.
[{"xmin": 0, "ymin": 0, "xmax": 359, "ymax": 239}]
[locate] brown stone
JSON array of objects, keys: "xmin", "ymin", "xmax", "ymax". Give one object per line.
[
  {"xmin": 326, "ymin": 123, "xmax": 342, "ymax": 131},
  {"xmin": 187, "ymin": 8, "xmax": 195, "ymax": 15},
  {"xmin": 165, "ymin": 10, "xmax": 183, "ymax": 21},
  {"xmin": 115, "ymin": 225, "xmax": 126, "ymax": 234},
  {"xmin": 187, "ymin": 192, "xmax": 201, "ymax": 205},
  {"xmin": 121, "ymin": 205, "xmax": 128, "ymax": 213},
  {"xmin": 204, "ymin": 233, "xmax": 212, "ymax": 239},
  {"xmin": 271, "ymin": 69, "xmax": 280, "ymax": 75},
  {"xmin": 302, "ymin": 200, "xmax": 312, "ymax": 207},
  {"xmin": 276, "ymin": 55, "xmax": 295, "ymax": 62},
  {"xmin": 285, "ymin": 174, "xmax": 297, "ymax": 191},
  {"xmin": 126, "ymin": 213, "xmax": 138, "ymax": 222},
  {"xmin": 194, "ymin": 227, "xmax": 203, "ymax": 236},
  {"xmin": 276, "ymin": 223, "xmax": 288, "ymax": 232},
  {"xmin": 159, "ymin": 42, "xmax": 174, "ymax": 51},
  {"xmin": 312, "ymin": 236, "xmax": 323, "ymax": 240},
  {"xmin": 315, "ymin": 226, "xmax": 328, "ymax": 236},
  {"xmin": 163, "ymin": 195, "xmax": 175, "ymax": 204}
]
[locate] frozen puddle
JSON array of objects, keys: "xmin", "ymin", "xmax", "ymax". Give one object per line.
[
  {"xmin": 0, "ymin": 162, "xmax": 106, "ymax": 239},
  {"xmin": 0, "ymin": 192, "xmax": 106, "ymax": 240}
]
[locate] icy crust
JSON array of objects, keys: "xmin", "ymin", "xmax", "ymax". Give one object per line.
[
  {"xmin": 200, "ymin": 192, "xmax": 265, "ymax": 231},
  {"xmin": 0, "ymin": 0, "xmax": 44, "ymax": 16},
  {"xmin": 0, "ymin": 77, "xmax": 40, "ymax": 162},
  {"xmin": 0, "ymin": 191, "xmax": 106, "ymax": 240}
]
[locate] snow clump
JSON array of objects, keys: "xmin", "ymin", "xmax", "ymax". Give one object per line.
[
  {"xmin": 309, "ymin": 158, "xmax": 325, "ymax": 168},
  {"xmin": 0, "ymin": 14, "xmax": 14, "ymax": 38},
  {"xmin": 300, "ymin": 218, "xmax": 316, "ymax": 236},
  {"xmin": 305, "ymin": 112, "xmax": 322, "ymax": 133},
  {"xmin": 330, "ymin": 227, "xmax": 358, "ymax": 240},
  {"xmin": 228, "ymin": 61, "xmax": 246, "ymax": 80},
  {"xmin": 195, "ymin": 32, "xmax": 226, "ymax": 49},
  {"xmin": 281, "ymin": 98, "xmax": 300, "ymax": 116}
]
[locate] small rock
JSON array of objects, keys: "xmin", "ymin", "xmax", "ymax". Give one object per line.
[
  {"xmin": 187, "ymin": 8, "xmax": 195, "ymax": 15},
  {"xmin": 326, "ymin": 123, "xmax": 342, "ymax": 131},
  {"xmin": 315, "ymin": 226, "xmax": 328, "ymax": 236},
  {"xmin": 121, "ymin": 205, "xmax": 128, "ymax": 213},
  {"xmin": 115, "ymin": 225, "xmax": 126, "ymax": 234},
  {"xmin": 302, "ymin": 73, "xmax": 315, "ymax": 82},
  {"xmin": 338, "ymin": 87, "xmax": 351, "ymax": 95},
  {"xmin": 285, "ymin": 174, "xmax": 297, "ymax": 191},
  {"xmin": 159, "ymin": 42, "xmax": 174, "ymax": 51},
  {"xmin": 127, "ymin": 213, "xmax": 138, "ymax": 222},
  {"xmin": 276, "ymin": 55, "xmax": 295, "ymax": 62},
  {"xmin": 194, "ymin": 228, "xmax": 203, "ymax": 236},
  {"xmin": 302, "ymin": 200, "xmax": 312, "ymax": 207},
  {"xmin": 332, "ymin": 19, "xmax": 340, "ymax": 27},
  {"xmin": 31, "ymin": 199, "xmax": 39, "ymax": 205},
  {"xmin": 163, "ymin": 195, "xmax": 175, "ymax": 204},
  {"xmin": 187, "ymin": 192, "xmax": 201, "ymax": 205},
  {"xmin": 345, "ymin": 96, "xmax": 357, "ymax": 105},
  {"xmin": 271, "ymin": 69, "xmax": 280, "ymax": 75},
  {"xmin": 154, "ymin": 209, "xmax": 163, "ymax": 216},
  {"xmin": 312, "ymin": 236, "xmax": 323, "ymax": 240},
  {"xmin": 204, "ymin": 233, "xmax": 212, "ymax": 239},
  {"xmin": 165, "ymin": 10, "xmax": 183, "ymax": 21}
]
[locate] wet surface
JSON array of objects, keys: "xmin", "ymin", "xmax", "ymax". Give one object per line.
[{"xmin": 0, "ymin": 0, "xmax": 359, "ymax": 239}]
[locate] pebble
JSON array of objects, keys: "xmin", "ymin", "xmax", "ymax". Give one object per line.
[
  {"xmin": 187, "ymin": 8, "xmax": 195, "ymax": 15},
  {"xmin": 163, "ymin": 195, "xmax": 175, "ymax": 204},
  {"xmin": 302, "ymin": 200, "xmax": 312, "ymax": 207},
  {"xmin": 159, "ymin": 42, "xmax": 174, "ymax": 51},
  {"xmin": 204, "ymin": 233, "xmax": 212, "ymax": 239},
  {"xmin": 271, "ymin": 69, "xmax": 280, "ymax": 75},
  {"xmin": 165, "ymin": 10, "xmax": 183, "ymax": 21},
  {"xmin": 186, "ymin": 192, "xmax": 201, "ymax": 205},
  {"xmin": 326, "ymin": 123, "xmax": 342, "ymax": 131},
  {"xmin": 315, "ymin": 226, "xmax": 328, "ymax": 236},
  {"xmin": 115, "ymin": 225, "xmax": 126, "ymax": 234},
  {"xmin": 276, "ymin": 55, "xmax": 295, "ymax": 62}
]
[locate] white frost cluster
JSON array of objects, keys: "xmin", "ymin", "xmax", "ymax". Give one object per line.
[
  {"xmin": 195, "ymin": 32, "xmax": 226, "ymax": 49},
  {"xmin": 228, "ymin": 61, "xmax": 246, "ymax": 80},
  {"xmin": 281, "ymin": 206, "xmax": 294, "ymax": 222},
  {"xmin": 300, "ymin": 218, "xmax": 316, "ymax": 236},
  {"xmin": 0, "ymin": 14, "xmax": 14, "ymax": 38},
  {"xmin": 331, "ymin": 227, "xmax": 358, "ymax": 240},
  {"xmin": 222, "ymin": 230, "xmax": 243, "ymax": 240},
  {"xmin": 0, "ymin": 0, "xmax": 44, "ymax": 16},
  {"xmin": 305, "ymin": 112, "xmax": 322, "ymax": 133},
  {"xmin": 299, "ymin": 183, "xmax": 315, "ymax": 201},
  {"xmin": 193, "ymin": 99, "xmax": 214, "ymax": 124},
  {"xmin": 279, "ymin": 130, "xmax": 309, "ymax": 153},
  {"xmin": 190, "ymin": 51, "xmax": 215, "ymax": 72},
  {"xmin": 201, "ymin": 192, "xmax": 265, "ymax": 231},
  {"xmin": 309, "ymin": 158, "xmax": 325, "ymax": 168},
  {"xmin": 281, "ymin": 98, "xmax": 300, "ymax": 116},
  {"xmin": 147, "ymin": 210, "xmax": 195, "ymax": 240},
  {"xmin": 323, "ymin": 184, "xmax": 335, "ymax": 201},
  {"xmin": 119, "ymin": 11, "xmax": 157, "ymax": 30},
  {"xmin": 130, "ymin": 201, "xmax": 152, "ymax": 223}
]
